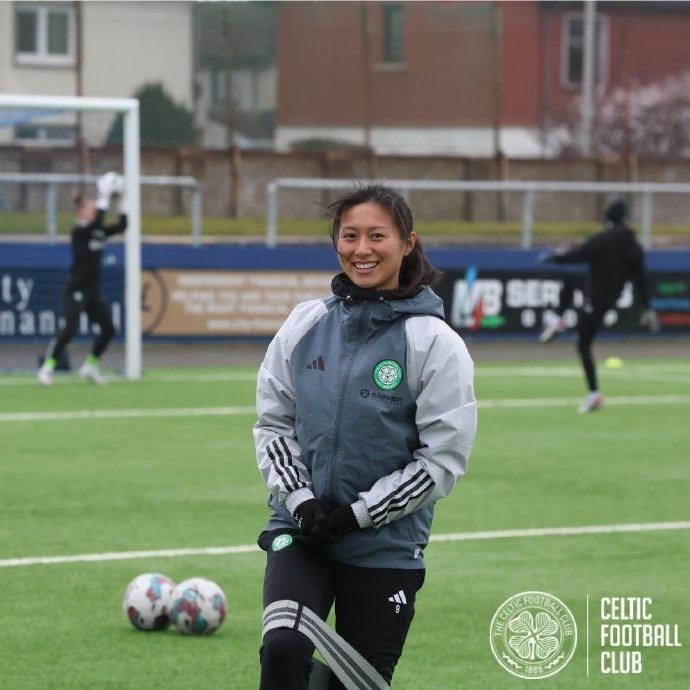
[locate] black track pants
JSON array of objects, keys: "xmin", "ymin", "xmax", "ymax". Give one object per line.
[
  {"xmin": 258, "ymin": 530, "xmax": 425, "ymax": 690},
  {"xmin": 50, "ymin": 286, "xmax": 115, "ymax": 360},
  {"xmin": 555, "ymin": 278, "xmax": 576, "ymax": 317},
  {"xmin": 577, "ymin": 307, "xmax": 607, "ymax": 392}
]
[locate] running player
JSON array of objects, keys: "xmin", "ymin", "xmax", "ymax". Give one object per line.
[{"xmin": 539, "ymin": 197, "xmax": 658, "ymax": 412}]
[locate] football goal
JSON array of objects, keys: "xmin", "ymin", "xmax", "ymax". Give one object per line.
[{"xmin": 0, "ymin": 94, "xmax": 141, "ymax": 379}]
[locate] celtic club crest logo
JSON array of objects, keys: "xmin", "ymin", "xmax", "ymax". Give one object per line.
[
  {"xmin": 373, "ymin": 360, "xmax": 403, "ymax": 391},
  {"xmin": 490, "ymin": 591, "xmax": 577, "ymax": 680},
  {"xmin": 271, "ymin": 534, "xmax": 293, "ymax": 552}
]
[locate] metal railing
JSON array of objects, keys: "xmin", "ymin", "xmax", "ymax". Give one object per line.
[
  {"xmin": 0, "ymin": 172, "xmax": 203, "ymax": 245},
  {"xmin": 266, "ymin": 177, "xmax": 690, "ymax": 248}
]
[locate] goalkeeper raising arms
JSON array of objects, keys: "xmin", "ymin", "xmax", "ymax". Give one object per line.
[{"xmin": 38, "ymin": 172, "xmax": 127, "ymax": 386}]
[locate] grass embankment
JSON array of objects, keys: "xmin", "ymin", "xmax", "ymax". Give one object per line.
[{"xmin": 2, "ymin": 211, "xmax": 689, "ymax": 243}]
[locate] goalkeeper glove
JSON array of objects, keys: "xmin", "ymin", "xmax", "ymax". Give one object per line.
[
  {"xmin": 96, "ymin": 171, "xmax": 118, "ymax": 210},
  {"xmin": 639, "ymin": 309, "xmax": 660, "ymax": 333}
]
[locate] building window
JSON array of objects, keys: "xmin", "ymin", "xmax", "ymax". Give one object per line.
[
  {"xmin": 382, "ymin": 4, "xmax": 405, "ymax": 64},
  {"xmin": 211, "ymin": 69, "xmax": 227, "ymax": 104},
  {"xmin": 15, "ymin": 3, "xmax": 76, "ymax": 66},
  {"xmin": 561, "ymin": 12, "xmax": 608, "ymax": 89},
  {"xmin": 14, "ymin": 123, "xmax": 76, "ymax": 146}
]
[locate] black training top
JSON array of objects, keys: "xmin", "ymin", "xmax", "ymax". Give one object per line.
[
  {"xmin": 548, "ymin": 222, "xmax": 649, "ymax": 310},
  {"xmin": 67, "ymin": 210, "xmax": 127, "ymax": 292}
]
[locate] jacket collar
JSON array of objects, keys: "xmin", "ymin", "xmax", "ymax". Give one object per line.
[
  {"xmin": 331, "ymin": 273, "xmax": 422, "ymax": 302},
  {"xmin": 331, "ymin": 273, "xmax": 445, "ymax": 320}
]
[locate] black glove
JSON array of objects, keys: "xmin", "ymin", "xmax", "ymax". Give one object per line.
[
  {"xmin": 293, "ymin": 498, "xmax": 327, "ymax": 537},
  {"xmin": 310, "ymin": 504, "xmax": 358, "ymax": 543}
]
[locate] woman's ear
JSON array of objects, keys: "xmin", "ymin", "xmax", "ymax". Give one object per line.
[{"xmin": 405, "ymin": 231, "xmax": 417, "ymax": 256}]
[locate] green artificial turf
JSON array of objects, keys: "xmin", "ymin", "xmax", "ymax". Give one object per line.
[{"xmin": 1, "ymin": 358, "xmax": 689, "ymax": 688}]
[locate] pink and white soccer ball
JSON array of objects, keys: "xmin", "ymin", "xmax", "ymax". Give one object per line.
[
  {"xmin": 123, "ymin": 573, "xmax": 176, "ymax": 630},
  {"xmin": 169, "ymin": 577, "xmax": 227, "ymax": 635}
]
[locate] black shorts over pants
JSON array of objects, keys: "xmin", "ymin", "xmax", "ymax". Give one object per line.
[{"xmin": 258, "ymin": 530, "xmax": 425, "ymax": 690}]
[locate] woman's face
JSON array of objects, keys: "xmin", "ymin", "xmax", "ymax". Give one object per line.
[{"xmin": 336, "ymin": 202, "xmax": 416, "ymax": 291}]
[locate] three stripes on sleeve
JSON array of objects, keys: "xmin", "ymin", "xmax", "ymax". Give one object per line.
[
  {"xmin": 266, "ymin": 437, "xmax": 309, "ymax": 494},
  {"xmin": 264, "ymin": 438, "xmax": 435, "ymax": 529}
]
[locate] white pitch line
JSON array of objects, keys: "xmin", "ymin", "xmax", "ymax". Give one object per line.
[
  {"xmin": 477, "ymin": 364, "xmax": 690, "ymax": 377},
  {"xmin": 145, "ymin": 373, "xmax": 258, "ymax": 383},
  {"xmin": 0, "ymin": 373, "xmax": 259, "ymax": 387},
  {"xmin": 604, "ymin": 374, "xmax": 690, "ymax": 385},
  {"xmin": 477, "ymin": 366, "xmax": 583, "ymax": 378},
  {"xmin": 4, "ymin": 393, "xmax": 690, "ymax": 423},
  {"xmin": 430, "ymin": 521, "xmax": 690, "ymax": 542},
  {"xmin": 1, "ymin": 521, "xmax": 688, "ymax": 568},
  {"xmin": 480, "ymin": 394, "xmax": 690, "ymax": 409},
  {"xmin": 0, "ymin": 406, "xmax": 256, "ymax": 422}
]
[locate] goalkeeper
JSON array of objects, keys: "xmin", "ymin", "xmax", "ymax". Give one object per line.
[
  {"xmin": 538, "ymin": 197, "xmax": 658, "ymax": 413},
  {"xmin": 38, "ymin": 172, "xmax": 127, "ymax": 386}
]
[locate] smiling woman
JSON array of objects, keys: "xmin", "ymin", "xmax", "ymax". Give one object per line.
[
  {"xmin": 328, "ymin": 184, "xmax": 442, "ymax": 296},
  {"xmin": 335, "ymin": 201, "xmax": 413, "ymax": 291},
  {"xmin": 253, "ymin": 183, "xmax": 477, "ymax": 689}
]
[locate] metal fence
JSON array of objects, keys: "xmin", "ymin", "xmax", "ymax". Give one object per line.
[
  {"xmin": 266, "ymin": 177, "xmax": 690, "ymax": 248},
  {"xmin": 0, "ymin": 172, "xmax": 203, "ymax": 245}
]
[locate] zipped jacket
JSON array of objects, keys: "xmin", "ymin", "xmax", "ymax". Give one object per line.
[{"xmin": 254, "ymin": 276, "xmax": 477, "ymax": 569}]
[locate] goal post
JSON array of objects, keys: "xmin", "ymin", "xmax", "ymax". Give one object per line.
[{"xmin": 0, "ymin": 94, "xmax": 141, "ymax": 380}]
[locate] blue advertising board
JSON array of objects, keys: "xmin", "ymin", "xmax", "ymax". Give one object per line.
[{"xmin": 1, "ymin": 242, "xmax": 689, "ymax": 340}]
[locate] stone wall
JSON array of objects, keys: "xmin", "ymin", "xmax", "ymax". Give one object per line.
[{"xmin": 3, "ymin": 145, "xmax": 690, "ymax": 225}]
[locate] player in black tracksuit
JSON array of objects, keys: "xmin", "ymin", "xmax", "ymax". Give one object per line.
[
  {"xmin": 540, "ymin": 198, "xmax": 657, "ymax": 412},
  {"xmin": 39, "ymin": 178, "xmax": 127, "ymax": 386}
]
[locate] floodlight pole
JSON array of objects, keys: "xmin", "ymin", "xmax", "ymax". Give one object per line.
[{"xmin": 580, "ymin": 0, "xmax": 596, "ymax": 156}]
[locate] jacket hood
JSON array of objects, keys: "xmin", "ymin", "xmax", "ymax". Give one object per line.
[{"xmin": 331, "ymin": 272, "xmax": 445, "ymax": 319}]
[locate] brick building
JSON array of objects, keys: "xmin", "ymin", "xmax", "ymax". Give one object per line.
[{"xmin": 275, "ymin": 1, "xmax": 690, "ymax": 157}]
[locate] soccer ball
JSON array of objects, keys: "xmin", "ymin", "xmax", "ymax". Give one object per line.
[
  {"xmin": 169, "ymin": 577, "xmax": 227, "ymax": 635},
  {"xmin": 123, "ymin": 573, "xmax": 176, "ymax": 631}
]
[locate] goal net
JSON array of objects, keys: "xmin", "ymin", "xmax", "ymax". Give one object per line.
[{"xmin": 0, "ymin": 94, "xmax": 141, "ymax": 380}]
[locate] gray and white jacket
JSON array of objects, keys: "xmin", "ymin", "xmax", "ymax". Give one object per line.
[{"xmin": 254, "ymin": 276, "xmax": 477, "ymax": 569}]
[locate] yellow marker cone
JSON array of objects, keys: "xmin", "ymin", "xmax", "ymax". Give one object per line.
[{"xmin": 604, "ymin": 356, "xmax": 624, "ymax": 369}]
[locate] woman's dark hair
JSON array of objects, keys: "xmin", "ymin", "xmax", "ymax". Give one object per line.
[{"xmin": 326, "ymin": 184, "xmax": 442, "ymax": 295}]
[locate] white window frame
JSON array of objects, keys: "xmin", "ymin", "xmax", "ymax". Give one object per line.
[
  {"xmin": 560, "ymin": 12, "xmax": 609, "ymax": 90},
  {"xmin": 14, "ymin": 122, "xmax": 77, "ymax": 147},
  {"xmin": 380, "ymin": 3, "xmax": 406, "ymax": 67},
  {"xmin": 15, "ymin": 3, "xmax": 76, "ymax": 67}
]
